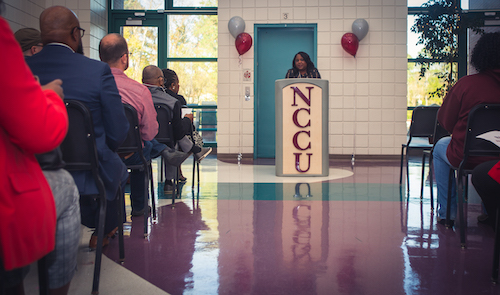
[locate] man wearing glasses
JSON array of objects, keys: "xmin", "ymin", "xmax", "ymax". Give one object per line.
[{"xmin": 27, "ymin": 6, "xmax": 130, "ymax": 249}]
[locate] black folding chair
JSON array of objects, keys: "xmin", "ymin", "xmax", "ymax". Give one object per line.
[
  {"xmin": 117, "ymin": 104, "xmax": 156, "ymax": 236},
  {"xmin": 154, "ymin": 103, "xmax": 180, "ymax": 204},
  {"xmin": 37, "ymin": 256, "xmax": 48, "ymax": 295},
  {"xmin": 445, "ymin": 104, "xmax": 500, "ymax": 249},
  {"xmin": 400, "ymin": 106, "xmax": 440, "ymax": 192},
  {"xmin": 60, "ymin": 100, "xmax": 125, "ymax": 295},
  {"xmin": 421, "ymin": 117, "xmax": 450, "ymax": 209}
]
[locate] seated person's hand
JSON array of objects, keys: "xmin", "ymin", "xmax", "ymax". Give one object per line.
[
  {"xmin": 184, "ymin": 113, "xmax": 194, "ymax": 122},
  {"xmin": 41, "ymin": 79, "xmax": 64, "ymax": 99}
]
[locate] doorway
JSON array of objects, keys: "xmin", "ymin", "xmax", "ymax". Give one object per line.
[{"xmin": 254, "ymin": 24, "xmax": 317, "ymax": 158}]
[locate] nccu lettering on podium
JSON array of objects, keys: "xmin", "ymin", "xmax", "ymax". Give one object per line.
[{"xmin": 275, "ymin": 79, "xmax": 329, "ymax": 177}]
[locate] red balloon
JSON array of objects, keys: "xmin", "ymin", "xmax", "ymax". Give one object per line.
[
  {"xmin": 341, "ymin": 33, "xmax": 359, "ymax": 57},
  {"xmin": 235, "ymin": 32, "xmax": 252, "ymax": 55}
]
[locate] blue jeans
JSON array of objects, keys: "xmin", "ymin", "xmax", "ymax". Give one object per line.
[
  {"xmin": 433, "ymin": 137, "xmax": 456, "ymax": 220},
  {"xmin": 122, "ymin": 139, "xmax": 166, "ymax": 212}
]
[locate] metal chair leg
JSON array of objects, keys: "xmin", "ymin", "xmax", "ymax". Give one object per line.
[
  {"xmin": 91, "ymin": 195, "xmax": 107, "ymax": 295},
  {"xmin": 492, "ymin": 208, "xmax": 500, "ymax": 282},
  {"xmin": 399, "ymin": 145, "xmax": 405, "ymax": 185},
  {"xmin": 117, "ymin": 186, "xmax": 125, "ymax": 262},
  {"xmin": 37, "ymin": 256, "xmax": 49, "ymax": 295},
  {"xmin": 446, "ymin": 169, "xmax": 454, "ymax": 228},
  {"xmin": 192, "ymin": 154, "xmax": 196, "ymax": 192},
  {"xmin": 197, "ymin": 161, "xmax": 200, "ymax": 190},
  {"xmin": 457, "ymin": 172, "xmax": 467, "ymax": 248},
  {"xmin": 429, "ymin": 154, "xmax": 434, "ymax": 211},
  {"xmin": 150, "ymin": 163, "xmax": 156, "ymax": 219},
  {"xmin": 420, "ymin": 152, "xmax": 427, "ymax": 199},
  {"xmin": 143, "ymin": 167, "xmax": 148, "ymax": 237}
]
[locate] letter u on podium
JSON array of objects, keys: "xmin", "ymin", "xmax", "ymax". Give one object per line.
[{"xmin": 275, "ymin": 78, "xmax": 329, "ymax": 176}]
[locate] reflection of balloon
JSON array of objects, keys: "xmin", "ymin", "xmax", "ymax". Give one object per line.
[
  {"xmin": 341, "ymin": 33, "xmax": 359, "ymax": 57},
  {"xmin": 228, "ymin": 16, "xmax": 245, "ymax": 38},
  {"xmin": 235, "ymin": 32, "xmax": 252, "ymax": 55},
  {"xmin": 352, "ymin": 18, "xmax": 369, "ymax": 41}
]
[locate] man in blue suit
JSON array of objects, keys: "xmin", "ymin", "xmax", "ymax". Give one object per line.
[{"xmin": 27, "ymin": 6, "xmax": 129, "ymax": 248}]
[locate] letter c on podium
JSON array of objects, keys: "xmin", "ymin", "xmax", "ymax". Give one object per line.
[
  {"xmin": 293, "ymin": 131, "xmax": 311, "ymax": 151},
  {"xmin": 292, "ymin": 108, "xmax": 311, "ymax": 128}
]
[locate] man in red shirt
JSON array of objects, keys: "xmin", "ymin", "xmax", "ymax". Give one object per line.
[{"xmin": 99, "ymin": 33, "xmax": 189, "ymax": 216}]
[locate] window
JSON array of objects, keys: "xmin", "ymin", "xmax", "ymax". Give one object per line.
[
  {"xmin": 168, "ymin": 15, "xmax": 217, "ymax": 58},
  {"xmin": 112, "ymin": 0, "xmax": 164, "ymax": 10},
  {"xmin": 110, "ymin": 1, "xmax": 218, "ymax": 104},
  {"xmin": 173, "ymin": 0, "xmax": 217, "ymax": 7}
]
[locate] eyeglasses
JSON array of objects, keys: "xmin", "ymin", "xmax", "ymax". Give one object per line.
[{"xmin": 72, "ymin": 26, "xmax": 85, "ymax": 38}]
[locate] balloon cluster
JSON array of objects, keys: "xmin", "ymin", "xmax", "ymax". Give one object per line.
[
  {"xmin": 341, "ymin": 19, "xmax": 369, "ymax": 58},
  {"xmin": 228, "ymin": 16, "xmax": 253, "ymax": 56}
]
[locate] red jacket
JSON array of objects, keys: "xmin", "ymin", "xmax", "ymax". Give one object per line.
[
  {"xmin": 0, "ymin": 17, "xmax": 68, "ymax": 270},
  {"xmin": 438, "ymin": 69, "xmax": 500, "ymax": 168}
]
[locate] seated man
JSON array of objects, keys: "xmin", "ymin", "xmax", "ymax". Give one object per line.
[
  {"xmin": 27, "ymin": 6, "xmax": 129, "ymax": 248},
  {"xmin": 98, "ymin": 33, "xmax": 189, "ymax": 215},
  {"xmin": 142, "ymin": 65, "xmax": 212, "ymax": 192},
  {"xmin": 14, "ymin": 27, "xmax": 43, "ymax": 57}
]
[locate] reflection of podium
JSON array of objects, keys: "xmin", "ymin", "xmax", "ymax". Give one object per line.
[{"xmin": 275, "ymin": 79, "xmax": 329, "ymax": 177}]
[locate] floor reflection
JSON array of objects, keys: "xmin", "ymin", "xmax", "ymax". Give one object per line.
[{"xmin": 103, "ymin": 155, "xmax": 500, "ymax": 295}]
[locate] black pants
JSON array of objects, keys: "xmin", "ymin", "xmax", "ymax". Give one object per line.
[{"xmin": 471, "ymin": 160, "xmax": 500, "ymax": 222}]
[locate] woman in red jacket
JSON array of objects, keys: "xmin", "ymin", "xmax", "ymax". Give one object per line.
[{"xmin": 0, "ymin": 6, "xmax": 71, "ymax": 294}]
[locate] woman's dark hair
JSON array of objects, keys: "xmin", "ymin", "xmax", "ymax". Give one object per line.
[
  {"xmin": 292, "ymin": 51, "xmax": 316, "ymax": 72},
  {"xmin": 162, "ymin": 68, "xmax": 178, "ymax": 89},
  {"xmin": 471, "ymin": 32, "xmax": 500, "ymax": 72}
]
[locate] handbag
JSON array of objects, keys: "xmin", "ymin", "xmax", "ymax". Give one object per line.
[{"xmin": 187, "ymin": 129, "xmax": 204, "ymax": 148}]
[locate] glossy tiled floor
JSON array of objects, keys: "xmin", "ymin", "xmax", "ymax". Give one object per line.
[{"xmin": 102, "ymin": 155, "xmax": 500, "ymax": 295}]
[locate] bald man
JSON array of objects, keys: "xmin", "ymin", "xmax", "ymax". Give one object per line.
[
  {"xmin": 26, "ymin": 6, "xmax": 129, "ymax": 249},
  {"xmin": 99, "ymin": 33, "xmax": 189, "ymax": 214}
]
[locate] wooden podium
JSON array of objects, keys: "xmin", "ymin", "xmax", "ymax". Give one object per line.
[{"xmin": 275, "ymin": 79, "xmax": 329, "ymax": 177}]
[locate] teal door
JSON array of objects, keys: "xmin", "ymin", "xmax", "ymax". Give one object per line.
[{"xmin": 254, "ymin": 25, "xmax": 316, "ymax": 158}]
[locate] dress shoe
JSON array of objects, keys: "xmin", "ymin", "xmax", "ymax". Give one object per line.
[
  {"xmin": 194, "ymin": 147, "xmax": 212, "ymax": 163},
  {"xmin": 437, "ymin": 216, "xmax": 454, "ymax": 227},
  {"xmin": 164, "ymin": 184, "xmax": 173, "ymax": 195},
  {"xmin": 89, "ymin": 235, "xmax": 109, "ymax": 250},
  {"xmin": 162, "ymin": 149, "xmax": 190, "ymax": 167},
  {"xmin": 477, "ymin": 213, "xmax": 489, "ymax": 223},
  {"xmin": 88, "ymin": 227, "xmax": 118, "ymax": 249},
  {"xmin": 179, "ymin": 176, "xmax": 187, "ymax": 182},
  {"xmin": 131, "ymin": 206, "xmax": 151, "ymax": 216}
]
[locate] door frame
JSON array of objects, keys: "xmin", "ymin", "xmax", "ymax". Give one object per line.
[{"xmin": 253, "ymin": 23, "xmax": 318, "ymax": 159}]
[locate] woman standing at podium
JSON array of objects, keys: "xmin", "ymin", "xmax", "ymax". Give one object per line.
[{"xmin": 285, "ymin": 51, "xmax": 321, "ymax": 79}]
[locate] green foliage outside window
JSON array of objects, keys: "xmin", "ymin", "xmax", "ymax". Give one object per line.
[
  {"xmin": 168, "ymin": 14, "xmax": 218, "ymax": 104},
  {"xmin": 123, "ymin": 26, "xmax": 158, "ymax": 83},
  {"xmin": 410, "ymin": 0, "xmax": 483, "ymax": 99}
]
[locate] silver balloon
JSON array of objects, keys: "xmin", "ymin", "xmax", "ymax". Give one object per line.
[
  {"xmin": 228, "ymin": 16, "xmax": 245, "ymax": 39},
  {"xmin": 352, "ymin": 18, "xmax": 369, "ymax": 41}
]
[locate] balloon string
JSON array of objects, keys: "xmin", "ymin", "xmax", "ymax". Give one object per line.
[
  {"xmin": 352, "ymin": 57, "xmax": 357, "ymax": 165},
  {"xmin": 238, "ymin": 55, "xmax": 242, "ymax": 163}
]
